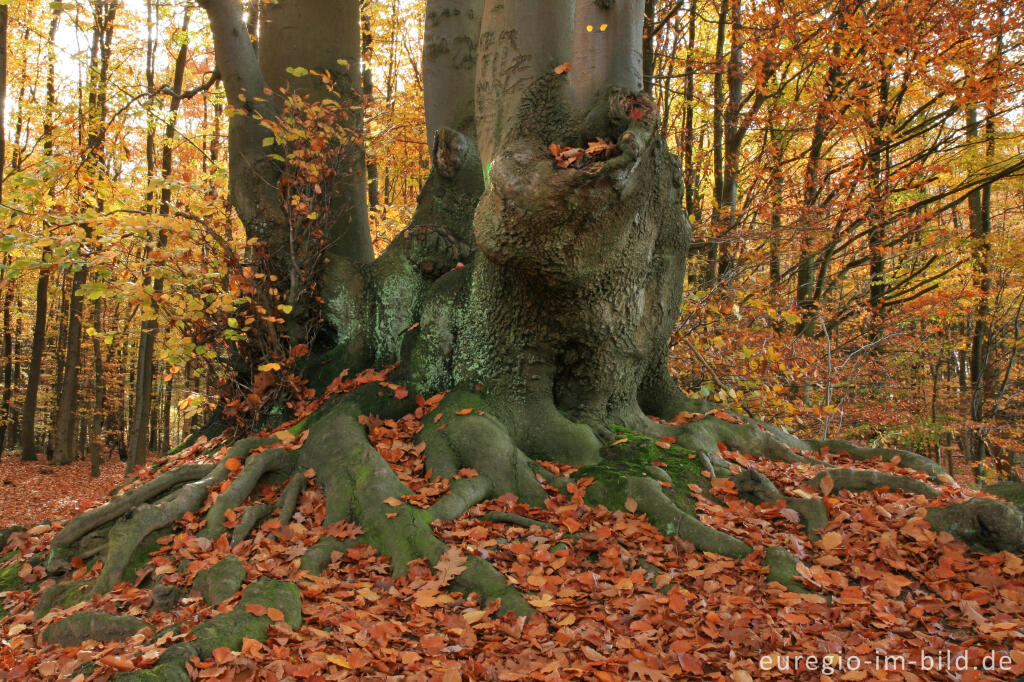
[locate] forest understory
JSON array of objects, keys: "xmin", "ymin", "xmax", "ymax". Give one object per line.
[{"xmin": 3, "ymin": 365, "xmax": 1024, "ymax": 681}]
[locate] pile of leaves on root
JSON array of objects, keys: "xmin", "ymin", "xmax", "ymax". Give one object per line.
[{"xmin": 2, "ymin": 369, "xmax": 1024, "ymax": 680}]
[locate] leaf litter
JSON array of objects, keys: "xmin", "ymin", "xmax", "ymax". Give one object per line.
[{"xmin": 1, "ymin": 389, "xmax": 1023, "ymax": 680}]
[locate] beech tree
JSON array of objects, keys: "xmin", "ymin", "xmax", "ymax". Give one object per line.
[{"xmin": 34, "ymin": 2, "xmax": 1024, "ymax": 672}]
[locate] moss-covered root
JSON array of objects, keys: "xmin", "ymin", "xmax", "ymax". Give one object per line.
[
  {"xmin": 807, "ymin": 439, "xmax": 947, "ymax": 481},
  {"xmin": 199, "ymin": 448, "xmax": 298, "ymax": 541},
  {"xmin": 985, "ymin": 481, "xmax": 1024, "ymax": 511},
  {"xmin": 810, "ymin": 468, "xmax": 938, "ymax": 499},
  {"xmin": 763, "ymin": 546, "xmax": 811, "ymax": 594},
  {"xmin": 115, "ymin": 580, "xmax": 302, "ymax": 682},
  {"xmin": 418, "ymin": 390, "xmax": 551, "ymax": 515},
  {"xmin": 926, "ymin": 498, "xmax": 1024, "ymax": 554},
  {"xmin": 298, "ymin": 397, "xmax": 533, "ymax": 615},
  {"xmin": 624, "ymin": 477, "xmax": 752, "ymax": 558},
  {"xmin": 277, "ymin": 473, "xmax": 307, "ymax": 524},
  {"xmin": 645, "ymin": 386, "xmax": 947, "ymax": 481},
  {"xmin": 731, "ymin": 469, "xmax": 827, "ymax": 537},
  {"xmin": 46, "ymin": 464, "xmax": 215, "ymax": 575},
  {"xmin": 81, "ymin": 436, "xmax": 275, "ymax": 595},
  {"xmin": 673, "ymin": 414, "xmax": 816, "ymax": 465},
  {"xmin": 231, "ymin": 504, "xmax": 274, "ymax": 546}
]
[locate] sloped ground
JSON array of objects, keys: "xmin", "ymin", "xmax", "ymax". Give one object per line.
[{"xmin": 1, "ymin": 373, "xmax": 1023, "ymax": 680}]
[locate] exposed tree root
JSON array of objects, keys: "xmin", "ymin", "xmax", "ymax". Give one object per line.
[
  {"xmin": 46, "ymin": 463, "xmax": 215, "ymax": 573},
  {"xmin": 276, "ymin": 473, "xmax": 307, "ymax": 524},
  {"xmin": 480, "ymin": 512, "xmax": 556, "ymax": 531},
  {"xmin": 27, "ymin": 369, "xmax": 1024, "ymax": 680},
  {"xmin": 926, "ymin": 497, "xmax": 1024, "ymax": 554},
  {"xmin": 198, "ymin": 447, "xmax": 297, "ymax": 541},
  {"xmin": 622, "ymin": 476, "xmax": 751, "ymax": 558},
  {"xmin": 296, "ymin": 396, "xmax": 533, "ymax": 615},
  {"xmin": 230, "ymin": 504, "xmax": 274, "ymax": 546},
  {"xmin": 810, "ymin": 468, "xmax": 938, "ymax": 499},
  {"xmin": 116, "ymin": 580, "xmax": 303, "ymax": 682}
]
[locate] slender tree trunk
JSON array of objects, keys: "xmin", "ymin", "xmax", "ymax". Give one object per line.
[
  {"xmin": 160, "ymin": 374, "xmax": 172, "ymax": 453},
  {"xmin": 0, "ymin": 278, "xmax": 12, "ymax": 457},
  {"xmin": 362, "ymin": 10, "xmax": 379, "ymax": 210},
  {"xmin": 867, "ymin": 72, "xmax": 891, "ymax": 326},
  {"xmin": 706, "ymin": 0, "xmax": 728, "ymax": 285},
  {"xmin": 52, "ymin": 267, "xmax": 87, "ymax": 465},
  {"xmin": 795, "ymin": 27, "xmax": 844, "ymax": 335},
  {"xmin": 681, "ymin": 0, "xmax": 698, "ymax": 222},
  {"xmin": 21, "ymin": 265, "xmax": 49, "ymax": 461},
  {"xmin": 717, "ymin": 0, "xmax": 743, "ymax": 279},
  {"xmin": 642, "ymin": 0, "xmax": 655, "ymax": 95},
  {"xmin": 127, "ymin": 9, "xmax": 190, "ymax": 472},
  {"xmin": 8, "ymin": 296, "xmax": 21, "ymax": 449},
  {"xmin": 53, "ymin": 0, "xmax": 117, "ymax": 465},
  {"xmin": 89, "ymin": 301, "xmax": 105, "ymax": 476},
  {"xmin": 966, "ymin": 105, "xmax": 994, "ymax": 462}
]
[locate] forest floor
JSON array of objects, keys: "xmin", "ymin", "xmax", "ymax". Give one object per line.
[
  {"xmin": 0, "ymin": 458, "xmax": 126, "ymax": 528},
  {"xmin": 2, "ymin": 377, "xmax": 1024, "ymax": 680}
]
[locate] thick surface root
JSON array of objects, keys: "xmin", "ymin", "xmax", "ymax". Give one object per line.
[
  {"xmin": 198, "ymin": 447, "xmax": 297, "ymax": 541},
  {"xmin": 297, "ymin": 395, "xmax": 534, "ymax": 615}
]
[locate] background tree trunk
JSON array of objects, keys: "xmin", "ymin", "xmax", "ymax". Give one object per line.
[
  {"xmin": 53, "ymin": 0, "xmax": 117, "ymax": 465},
  {"xmin": 126, "ymin": 10, "xmax": 190, "ymax": 473},
  {"xmin": 259, "ymin": 0, "xmax": 373, "ymax": 265}
]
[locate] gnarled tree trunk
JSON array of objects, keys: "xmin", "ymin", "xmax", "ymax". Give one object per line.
[{"xmin": 31, "ymin": 6, "xmax": 1024, "ymax": 666}]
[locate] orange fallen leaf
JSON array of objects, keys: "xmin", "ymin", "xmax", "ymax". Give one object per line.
[{"xmin": 100, "ymin": 655, "xmax": 135, "ymax": 672}]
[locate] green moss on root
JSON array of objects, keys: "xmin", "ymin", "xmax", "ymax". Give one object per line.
[{"xmin": 580, "ymin": 427, "xmax": 705, "ymax": 516}]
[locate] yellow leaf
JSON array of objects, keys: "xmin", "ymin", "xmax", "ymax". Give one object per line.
[
  {"xmin": 258, "ymin": 362, "xmax": 281, "ymax": 372},
  {"xmin": 327, "ymin": 654, "xmax": 352, "ymax": 668},
  {"xmin": 463, "ymin": 609, "xmax": 487, "ymax": 625},
  {"xmin": 528, "ymin": 593, "xmax": 555, "ymax": 609},
  {"xmin": 383, "ymin": 497, "xmax": 403, "ymax": 507}
]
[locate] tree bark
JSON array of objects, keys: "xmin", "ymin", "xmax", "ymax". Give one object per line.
[
  {"xmin": 259, "ymin": 0, "xmax": 373, "ymax": 265},
  {"xmin": 0, "ymin": 278, "xmax": 12, "ymax": 457},
  {"xmin": 18, "ymin": 3, "xmax": 60, "ymax": 463},
  {"xmin": 89, "ymin": 301, "xmax": 105, "ymax": 476},
  {"xmin": 474, "ymin": 0, "xmax": 573, "ymax": 168},
  {"xmin": 423, "ymin": 0, "xmax": 482, "ymax": 144},
  {"xmin": 570, "ymin": 0, "xmax": 643, "ymax": 113}
]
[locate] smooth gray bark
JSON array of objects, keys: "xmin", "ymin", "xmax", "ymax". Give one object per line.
[
  {"xmin": 570, "ymin": 0, "xmax": 643, "ymax": 112},
  {"xmin": 474, "ymin": 0, "xmax": 573, "ymax": 166},
  {"xmin": 259, "ymin": 0, "xmax": 373, "ymax": 265}
]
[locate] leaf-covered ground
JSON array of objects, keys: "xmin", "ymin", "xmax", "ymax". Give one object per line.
[
  {"xmin": 2, "ymin": 376, "xmax": 1024, "ymax": 680},
  {"xmin": 0, "ymin": 458, "xmax": 124, "ymax": 528}
]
